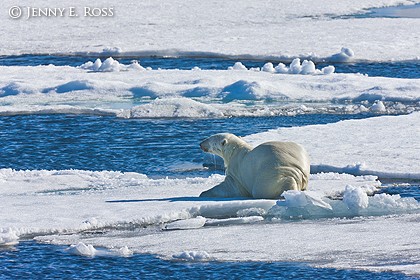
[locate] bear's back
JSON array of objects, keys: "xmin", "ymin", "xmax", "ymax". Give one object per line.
[{"xmin": 249, "ymin": 141, "xmax": 309, "ymax": 172}]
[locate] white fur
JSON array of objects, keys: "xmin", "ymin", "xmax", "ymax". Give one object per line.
[{"xmin": 200, "ymin": 133, "xmax": 310, "ymax": 199}]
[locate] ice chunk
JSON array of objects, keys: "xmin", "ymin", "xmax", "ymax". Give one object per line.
[
  {"xmin": 116, "ymin": 246, "xmax": 133, "ymax": 257},
  {"xmin": 370, "ymin": 100, "xmax": 386, "ymax": 112},
  {"xmin": 343, "ymin": 185, "xmax": 369, "ymax": 213},
  {"xmin": 98, "ymin": 57, "xmax": 121, "ymax": 72},
  {"xmin": 262, "ymin": 62, "xmax": 275, "ymax": 73},
  {"xmin": 101, "ymin": 47, "xmax": 122, "ymax": 56},
  {"xmin": 228, "ymin": 62, "xmax": 247, "ymax": 70},
  {"xmin": 328, "ymin": 47, "xmax": 355, "ymax": 62},
  {"xmin": 173, "ymin": 251, "xmax": 210, "ymax": 261},
  {"xmin": 164, "ymin": 216, "xmax": 207, "ymax": 230},
  {"xmin": 281, "ymin": 190, "xmax": 332, "ymax": 210},
  {"xmin": 0, "ymin": 228, "xmax": 19, "ymax": 246},
  {"xmin": 81, "ymin": 217, "xmax": 99, "ymax": 229},
  {"xmin": 237, "ymin": 207, "xmax": 267, "ymax": 217},
  {"xmin": 79, "ymin": 57, "xmax": 145, "ymax": 72},
  {"xmin": 300, "ymin": 60, "xmax": 316, "ymax": 74},
  {"xmin": 90, "ymin": 58, "xmax": 102, "ymax": 71},
  {"xmin": 270, "ymin": 59, "xmax": 333, "ymax": 75},
  {"xmin": 205, "ymin": 216, "xmax": 264, "ymax": 226},
  {"xmin": 66, "ymin": 242, "xmax": 133, "ymax": 257},
  {"xmin": 127, "ymin": 60, "xmax": 146, "ymax": 71},
  {"xmin": 321, "ymin": 65, "xmax": 335, "ymax": 74},
  {"xmin": 67, "ymin": 242, "xmax": 97, "ymax": 257},
  {"xmin": 369, "ymin": 193, "xmax": 419, "ymax": 212},
  {"xmin": 289, "ymin": 58, "xmax": 302, "ymax": 74},
  {"xmin": 274, "ymin": 62, "xmax": 289, "ymax": 74}
]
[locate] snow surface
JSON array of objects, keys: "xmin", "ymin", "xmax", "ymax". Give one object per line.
[
  {"xmin": 0, "ymin": 114, "xmax": 419, "ymax": 275},
  {"xmin": 1, "ymin": 64, "xmax": 419, "ymax": 118},
  {"xmin": 244, "ymin": 112, "xmax": 420, "ymax": 180},
  {"xmin": 0, "ymin": 168, "xmax": 418, "ymax": 275},
  {"xmin": 1, "ymin": 0, "xmax": 420, "ymax": 62}
]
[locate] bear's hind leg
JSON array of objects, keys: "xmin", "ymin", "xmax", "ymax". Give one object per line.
[{"xmin": 252, "ymin": 176, "xmax": 298, "ymax": 199}]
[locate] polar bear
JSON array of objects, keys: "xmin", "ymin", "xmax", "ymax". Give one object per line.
[{"xmin": 199, "ymin": 133, "xmax": 310, "ymax": 199}]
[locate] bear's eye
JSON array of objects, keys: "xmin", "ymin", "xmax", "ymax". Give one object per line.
[{"xmin": 221, "ymin": 139, "xmax": 227, "ymax": 146}]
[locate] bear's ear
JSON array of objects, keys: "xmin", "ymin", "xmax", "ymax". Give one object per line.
[{"xmin": 221, "ymin": 139, "xmax": 228, "ymax": 146}]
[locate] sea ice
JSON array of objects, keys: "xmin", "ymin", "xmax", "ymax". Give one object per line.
[
  {"xmin": 343, "ymin": 185, "xmax": 369, "ymax": 213},
  {"xmin": 80, "ymin": 57, "xmax": 146, "ymax": 72},
  {"xmin": 1, "ymin": 0, "xmax": 419, "ymax": 62},
  {"xmin": 0, "ymin": 168, "xmax": 418, "ymax": 275},
  {"xmin": 1, "ymin": 0, "xmax": 419, "ymax": 276},
  {"xmin": 228, "ymin": 62, "xmax": 247, "ymax": 71},
  {"xmin": 328, "ymin": 47, "xmax": 355, "ymax": 62},
  {"xmin": 0, "ymin": 228, "xmax": 19, "ymax": 246},
  {"xmin": 228, "ymin": 58, "xmax": 335, "ymax": 75},
  {"xmin": 67, "ymin": 242, "xmax": 97, "ymax": 257},
  {"xmin": 66, "ymin": 242, "xmax": 133, "ymax": 257},
  {"xmin": 164, "ymin": 216, "xmax": 207, "ymax": 231},
  {"xmin": 245, "ymin": 112, "xmax": 420, "ymax": 180},
  {"xmin": 173, "ymin": 251, "xmax": 211, "ymax": 261},
  {"xmin": 0, "ymin": 65, "xmax": 419, "ymax": 118}
]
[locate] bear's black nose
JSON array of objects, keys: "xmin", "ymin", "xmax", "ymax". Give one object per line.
[{"xmin": 200, "ymin": 142, "xmax": 208, "ymax": 152}]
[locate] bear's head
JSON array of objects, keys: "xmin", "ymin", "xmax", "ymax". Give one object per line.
[{"xmin": 200, "ymin": 133, "xmax": 249, "ymax": 160}]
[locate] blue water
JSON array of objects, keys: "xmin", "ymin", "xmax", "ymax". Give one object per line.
[
  {"xmin": 0, "ymin": 242, "xmax": 417, "ymax": 280},
  {"xmin": 0, "ymin": 55, "xmax": 419, "ymax": 79},
  {"xmin": 0, "ymin": 114, "xmax": 376, "ymax": 177},
  {"xmin": 360, "ymin": 3, "xmax": 420, "ymax": 19}
]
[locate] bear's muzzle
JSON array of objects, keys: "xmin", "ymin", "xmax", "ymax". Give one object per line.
[{"xmin": 200, "ymin": 141, "xmax": 209, "ymax": 152}]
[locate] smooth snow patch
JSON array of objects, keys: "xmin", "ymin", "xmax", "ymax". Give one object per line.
[
  {"xmin": 43, "ymin": 80, "xmax": 93, "ymax": 94},
  {"xmin": 245, "ymin": 113, "xmax": 420, "ymax": 180}
]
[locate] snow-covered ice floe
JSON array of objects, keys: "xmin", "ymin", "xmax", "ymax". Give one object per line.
[
  {"xmin": 0, "ymin": 167, "xmax": 419, "ymax": 275},
  {"xmin": 1, "ymin": 0, "xmax": 420, "ymax": 62},
  {"xmin": 1, "ymin": 64, "xmax": 420, "ymax": 118},
  {"xmin": 0, "ymin": 169, "xmax": 420, "ymax": 273},
  {"xmin": 245, "ymin": 112, "xmax": 420, "ymax": 180}
]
